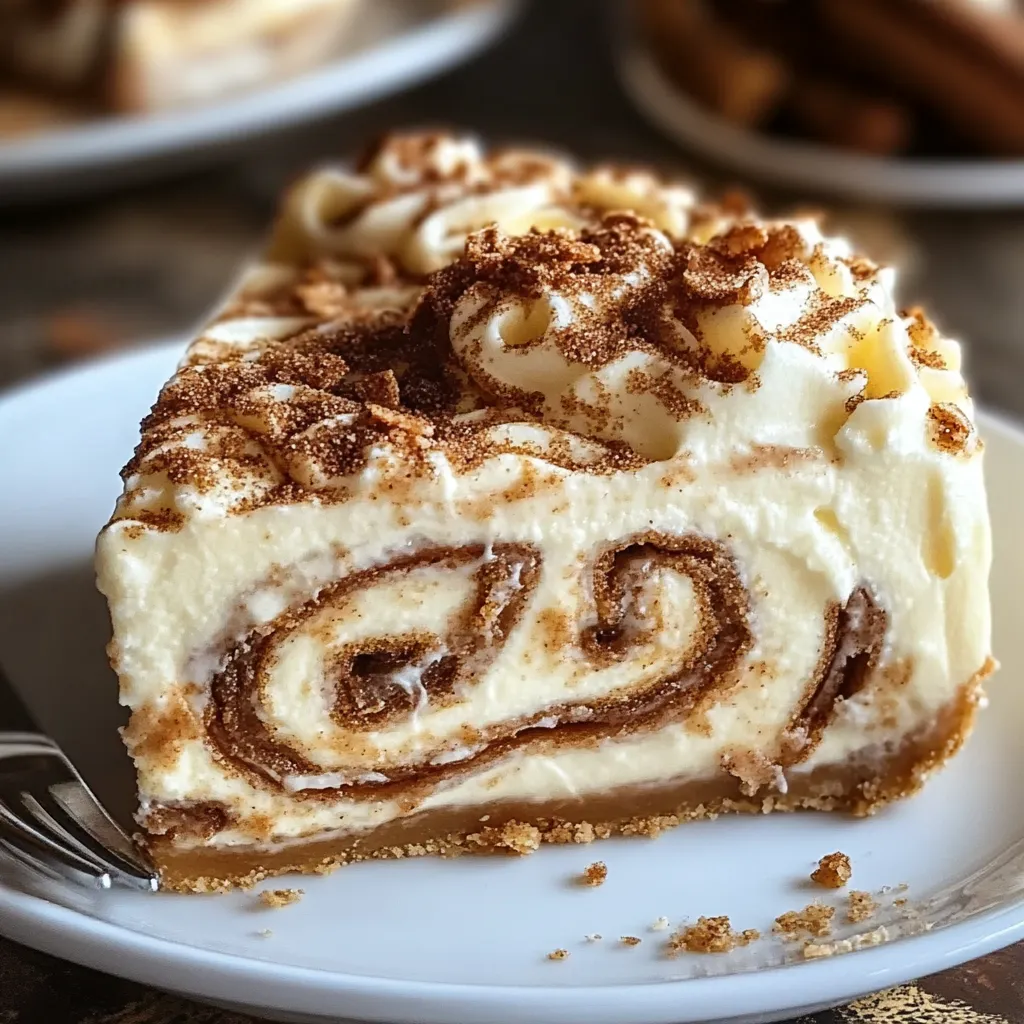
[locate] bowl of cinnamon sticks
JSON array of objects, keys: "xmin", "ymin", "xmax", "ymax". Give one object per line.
[{"xmin": 618, "ymin": 0, "xmax": 1024, "ymax": 205}]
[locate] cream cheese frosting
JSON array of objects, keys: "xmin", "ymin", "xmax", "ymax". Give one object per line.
[{"xmin": 95, "ymin": 133, "xmax": 992, "ymax": 859}]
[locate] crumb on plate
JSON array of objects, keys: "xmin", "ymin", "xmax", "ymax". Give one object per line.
[
  {"xmin": 803, "ymin": 926, "xmax": 889, "ymax": 959},
  {"xmin": 847, "ymin": 890, "xmax": 878, "ymax": 923},
  {"xmin": 774, "ymin": 903, "xmax": 835, "ymax": 939},
  {"xmin": 666, "ymin": 916, "xmax": 759, "ymax": 955},
  {"xmin": 810, "ymin": 851, "xmax": 852, "ymax": 889},
  {"xmin": 257, "ymin": 888, "xmax": 304, "ymax": 909}
]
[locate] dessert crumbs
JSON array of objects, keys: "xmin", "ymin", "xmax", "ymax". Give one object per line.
[
  {"xmin": 584, "ymin": 933, "xmax": 603, "ymax": 942},
  {"xmin": 256, "ymin": 929, "xmax": 273, "ymax": 938},
  {"xmin": 651, "ymin": 916, "xmax": 670, "ymax": 931},
  {"xmin": 847, "ymin": 890, "xmax": 878, "ymax": 923},
  {"xmin": 666, "ymin": 916, "xmax": 759, "ymax": 955},
  {"xmin": 810, "ymin": 851, "xmax": 852, "ymax": 889},
  {"xmin": 257, "ymin": 888, "xmax": 304, "ymax": 909},
  {"xmin": 547, "ymin": 948, "xmax": 570, "ymax": 961},
  {"xmin": 773, "ymin": 903, "xmax": 835, "ymax": 939},
  {"xmin": 802, "ymin": 941, "xmax": 832, "ymax": 960},
  {"xmin": 803, "ymin": 927, "xmax": 888, "ymax": 959},
  {"xmin": 468, "ymin": 820, "xmax": 541, "ymax": 855},
  {"xmin": 620, "ymin": 935, "xmax": 642, "ymax": 947},
  {"xmin": 893, "ymin": 897, "xmax": 908, "ymax": 907},
  {"xmin": 497, "ymin": 821, "xmax": 542, "ymax": 854},
  {"xmin": 543, "ymin": 821, "xmax": 601, "ymax": 844},
  {"xmin": 579, "ymin": 861, "xmax": 608, "ymax": 887}
]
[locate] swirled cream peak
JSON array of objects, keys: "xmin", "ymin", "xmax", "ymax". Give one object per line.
[
  {"xmin": 265, "ymin": 131, "xmax": 709, "ymax": 274},
  {"xmin": 449, "ymin": 215, "xmax": 972, "ymax": 461}
]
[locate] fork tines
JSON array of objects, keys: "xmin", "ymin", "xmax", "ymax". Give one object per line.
[{"xmin": 0, "ymin": 732, "xmax": 158, "ymax": 891}]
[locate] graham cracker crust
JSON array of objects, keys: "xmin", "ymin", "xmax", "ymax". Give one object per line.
[{"xmin": 151, "ymin": 670, "xmax": 991, "ymax": 893}]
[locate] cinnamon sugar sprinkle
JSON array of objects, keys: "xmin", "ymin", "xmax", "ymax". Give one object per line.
[
  {"xmin": 116, "ymin": 130, "xmax": 971, "ymax": 536},
  {"xmin": 928, "ymin": 402, "xmax": 973, "ymax": 455}
]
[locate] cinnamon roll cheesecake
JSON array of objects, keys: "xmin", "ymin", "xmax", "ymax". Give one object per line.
[
  {"xmin": 0, "ymin": 0, "xmax": 360, "ymax": 114},
  {"xmin": 95, "ymin": 133, "xmax": 994, "ymax": 892}
]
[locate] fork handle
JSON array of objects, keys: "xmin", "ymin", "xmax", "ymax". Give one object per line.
[{"xmin": 0, "ymin": 667, "xmax": 38, "ymax": 733}]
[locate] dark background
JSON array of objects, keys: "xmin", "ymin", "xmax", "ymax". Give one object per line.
[{"xmin": 2, "ymin": 1, "xmax": 1022, "ymax": 1020}]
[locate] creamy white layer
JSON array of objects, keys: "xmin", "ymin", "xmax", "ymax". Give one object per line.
[{"xmin": 97, "ymin": 343, "xmax": 989, "ymax": 847}]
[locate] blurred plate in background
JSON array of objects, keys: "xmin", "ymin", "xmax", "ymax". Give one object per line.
[
  {"xmin": 0, "ymin": 0, "xmax": 519, "ymax": 203},
  {"xmin": 615, "ymin": 19, "xmax": 1024, "ymax": 209}
]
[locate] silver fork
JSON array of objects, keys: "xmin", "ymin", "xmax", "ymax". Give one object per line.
[{"xmin": 0, "ymin": 667, "xmax": 158, "ymax": 891}]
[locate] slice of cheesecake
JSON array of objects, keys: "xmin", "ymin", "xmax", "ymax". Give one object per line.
[
  {"xmin": 0, "ymin": 0, "xmax": 359, "ymax": 114},
  {"xmin": 96, "ymin": 133, "xmax": 994, "ymax": 892},
  {"xmin": 111, "ymin": 0, "xmax": 361, "ymax": 112}
]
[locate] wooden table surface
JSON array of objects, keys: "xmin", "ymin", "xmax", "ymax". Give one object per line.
[{"xmin": 1, "ymin": 1, "xmax": 1022, "ymax": 1020}]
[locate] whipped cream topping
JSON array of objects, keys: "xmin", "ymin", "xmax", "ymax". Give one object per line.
[
  {"xmin": 95, "ymin": 133, "xmax": 991, "ymax": 851},
  {"xmin": 267, "ymin": 132, "xmax": 713, "ymax": 275}
]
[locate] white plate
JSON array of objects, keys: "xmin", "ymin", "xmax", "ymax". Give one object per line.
[
  {"xmin": 0, "ymin": 340, "xmax": 1022, "ymax": 1024},
  {"xmin": 0, "ymin": 0, "xmax": 519, "ymax": 201},
  {"xmin": 615, "ymin": 39, "xmax": 1024, "ymax": 208}
]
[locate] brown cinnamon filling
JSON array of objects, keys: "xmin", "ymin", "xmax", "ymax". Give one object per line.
[
  {"xmin": 145, "ymin": 801, "xmax": 229, "ymax": 841},
  {"xmin": 332, "ymin": 636, "xmax": 455, "ymax": 729},
  {"xmin": 204, "ymin": 532, "xmax": 753, "ymax": 801},
  {"xmin": 207, "ymin": 543, "xmax": 541, "ymax": 788},
  {"xmin": 329, "ymin": 544, "xmax": 541, "ymax": 731},
  {"xmin": 783, "ymin": 587, "xmax": 887, "ymax": 763}
]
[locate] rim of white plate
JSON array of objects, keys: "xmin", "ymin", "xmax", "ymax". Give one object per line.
[{"xmin": 2, "ymin": 839, "xmax": 1023, "ymax": 1024}]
